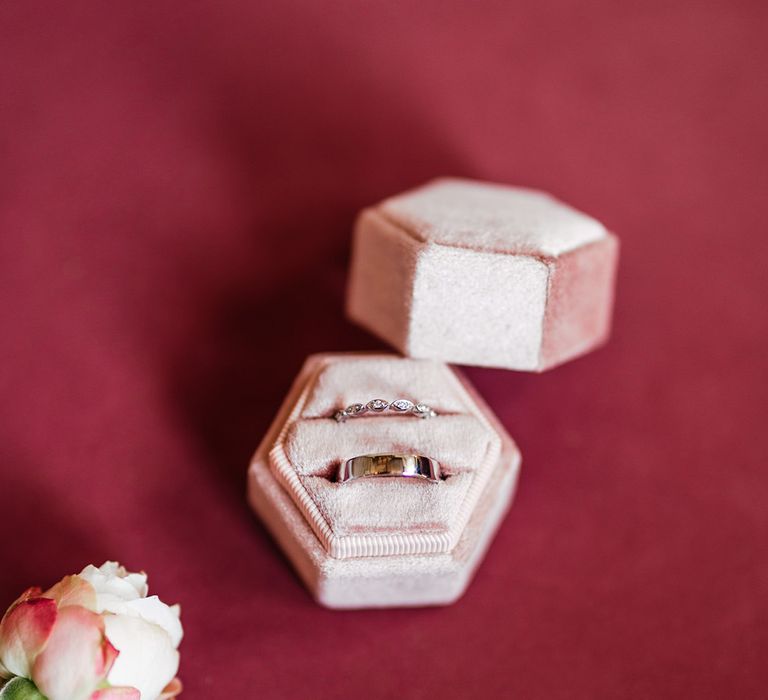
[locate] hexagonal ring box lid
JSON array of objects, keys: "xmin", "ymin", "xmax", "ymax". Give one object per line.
[{"xmin": 346, "ymin": 178, "xmax": 619, "ymax": 371}]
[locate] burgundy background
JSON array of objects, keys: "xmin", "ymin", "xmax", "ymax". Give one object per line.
[{"xmin": 1, "ymin": 1, "xmax": 767, "ymax": 698}]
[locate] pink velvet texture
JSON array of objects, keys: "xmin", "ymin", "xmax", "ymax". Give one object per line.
[
  {"xmin": 346, "ymin": 178, "xmax": 619, "ymax": 371},
  {"xmin": 271, "ymin": 355, "xmax": 503, "ymax": 556},
  {"xmin": 248, "ymin": 353, "xmax": 521, "ymax": 608}
]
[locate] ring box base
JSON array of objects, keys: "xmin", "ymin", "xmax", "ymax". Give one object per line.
[{"xmin": 247, "ymin": 353, "xmax": 521, "ymax": 609}]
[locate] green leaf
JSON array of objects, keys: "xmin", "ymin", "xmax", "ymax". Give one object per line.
[{"xmin": 0, "ymin": 678, "xmax": 48, "ymax": 700}]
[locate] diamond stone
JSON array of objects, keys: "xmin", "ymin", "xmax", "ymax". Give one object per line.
[
  {"xmin": 391, "ymin": 399, "xmax": 414, "ymax": 412},
  {"xmin": 345, "ymin": 403, "xmax": 365, "ymax": 415},
  {"xmin": 415, "ymin": 403, "xmax": 436, "ymax": 418},
  {"xmin": 367, "ymin": 399, "xmax": 389, "ymax": 412}
]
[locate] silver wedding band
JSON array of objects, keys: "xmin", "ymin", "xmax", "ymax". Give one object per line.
[
  {"xmin": 334, "ymin": 399, "xmax": 437, "ymax": 423},
  {"xmin": 338, "ymin": 454, "xmax": 441, "ymax": 483}
]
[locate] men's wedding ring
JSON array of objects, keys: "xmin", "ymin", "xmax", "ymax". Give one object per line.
[{"xmin": 338, "ymin": 454, "xmax": 441, "ymax": 483}]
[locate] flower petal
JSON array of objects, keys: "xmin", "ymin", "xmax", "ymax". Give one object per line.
[
  {"xmin": 101, "ymin": 597, "xmax": 183, "ymax": 649},
  {"xmin": 44, "ymin": 577, "xmax": 97, "ymax": 612},
  {"xmin": 158, "ymin": 678, "xmax": 182, "ymax": 699},
  {"xmin": 0, "ymin": 597, "xmax": 57, "ymax": 677},
  {"xmin": 5, "ymin": 590, "xmax": 42, "ymax": 611},
  {"xmin": 79, "ymin": 565, "xmax": 147, "ymax": 604},
  {"xmin": 32, "ymin": 606, "xmax": 112, "ymax": 700},
  {"xmin": 90, "ymin": 687, "xmax": 140, "ymax": 699},
  {"xmin": 105, "ymin": 615, "xmax": 179, "ymax": 700},
  {"xmin": 102, "ymin": 636, "xmax": 119, "ymax": 678}
]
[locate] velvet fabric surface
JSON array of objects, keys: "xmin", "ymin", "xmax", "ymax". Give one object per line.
[
  {"xmin": 273, "ymin": 354, "xmax": 506, "ymax": 553},
  {"xmin": 348, "ymin": 181, "xmax": 619, "ymax": 370},
  {"xmin": 248, "ymin": 354, "xmax": 520, "ymax": 607},
  {"xmin": 1, "ymin": 1, "xmax": 766, "ymax": 698}
]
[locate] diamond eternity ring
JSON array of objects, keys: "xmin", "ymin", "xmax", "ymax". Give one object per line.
[{"xmin": 333, "ymin": 399, "xmax": 437, "ymax": 423}]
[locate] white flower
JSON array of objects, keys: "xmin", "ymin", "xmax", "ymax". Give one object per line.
[
  {"xmin": 103, "ymin": 616, "xmax": 180, "ymax": 700},
  {"xmin": 0, "ymin": 562, "xmax": 182, "ymax": 700},
  {"xmin": 78, "ymin": 562, "xmax": 183, "ymax": 699}
]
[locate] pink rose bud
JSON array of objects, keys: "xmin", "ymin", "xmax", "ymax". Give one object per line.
[{"xmin": 0, "ymin": 563, "xmax": 182, "ymax": 700}]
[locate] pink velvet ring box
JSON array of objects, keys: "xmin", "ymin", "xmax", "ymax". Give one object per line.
[
  {"xmin": 248, "ymin": 178, "xmax": 618, "ymax": 608},
  {"xmin": 248, "ymin": 353, "xmax": 521, "ymax": 609}
]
